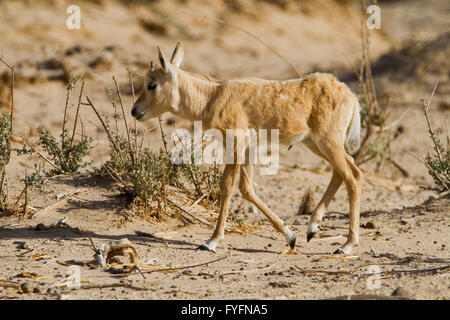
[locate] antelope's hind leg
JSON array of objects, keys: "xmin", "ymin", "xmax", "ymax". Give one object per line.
[
  {"xmin": 303, "ymin": 139, "xmax": 343, "ymax": 242},
  {"xmin": 197, "ymin": 163, "xmax": 240, "ymax": 252},
  {"xmin": 306, "ymin": 170, "xmax": 343, "ymax": 242},
  {"xmin": 313, "ymin": 140, "xmax": 362, "ymax": 255}
]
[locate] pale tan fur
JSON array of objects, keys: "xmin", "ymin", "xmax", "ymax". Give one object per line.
[{"xmin": 132, "ymin": 42, "xmax": 362, "ymax": 254}]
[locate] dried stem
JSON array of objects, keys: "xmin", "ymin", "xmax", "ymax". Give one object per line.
[
  {"xmin": 61, "ymin": 85, "xmax": 71, "ymax": 155},
  {"xmin": 22, "ymin": 184, "xmax": 28, "ymax": 217},
  {"xmin": 200, "ymin": 15, "xmax": 301, "ymax": 78},
  {"xmin": 113, "ymin": 76, "xmax": 134, "ymax": 164},
  {"xmin": 69, "ymin": 80, "xmax": 85, "ymax": 149},
  {"xmin": 166, "ymin": 198, "xmax": 214, "ymax": 228},
  {"xmin": 421, "ymin": 81, "xmax": 443, "ymax": 166},
  {"xmin": 141, "ymin": 254, "xmax": 229, "ymax": 274},
  {"xmin": 86, "ymin": 96, "xmax": 120, "ymax": 154},
  {"xmin": 128, "ymin": 69, "xmax": 139, "ymax": 165},
  {"xmin": 127, "ymin": 68, "xmax": 137, "ymax": 104},
  {"xmin": 158, "ymin": 116, "xmax": 169, "ymax": 155},
  {"xmin": 20, "ymin": 135, "xmax": 60, "ymax": 171}
]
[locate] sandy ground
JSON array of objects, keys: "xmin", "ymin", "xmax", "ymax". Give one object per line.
[{"xmin": 0, "ymin": 0, "xmax": 449, "ymax": 300}]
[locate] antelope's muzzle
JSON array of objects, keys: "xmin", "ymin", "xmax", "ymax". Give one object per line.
[{"xmin": 131, "ymin": 103, "xmax": 147, "ymax": 120}]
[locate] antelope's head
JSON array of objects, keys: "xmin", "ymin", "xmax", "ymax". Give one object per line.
[{"xmin": 131, "ymin": 42, "xmax": 184, "ymax": 121}]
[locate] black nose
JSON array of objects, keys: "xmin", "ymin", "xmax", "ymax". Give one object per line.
[{"xmin": 131, "ymin": 105, "xmax": 137, "ymax": 117}]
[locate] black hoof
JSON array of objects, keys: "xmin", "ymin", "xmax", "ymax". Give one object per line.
[
  {"xmin": 333, "ymin": 248, "xmax": 344, "ymax": 255},
  {"xmin": 306, "ymin": 232, "xmax": 316, "ymax": 242},
  {"xmin": 197, "ymin": 244, "xmax": 215, "ymax": 253},
  {"xmin": 289, "ymin": 234, "xmax": 297, "ymax": 249}
]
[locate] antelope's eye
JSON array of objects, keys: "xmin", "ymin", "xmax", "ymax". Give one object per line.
[{"xmin": 147, "ymin": 83, "xmax": 157, "ymax": 91}]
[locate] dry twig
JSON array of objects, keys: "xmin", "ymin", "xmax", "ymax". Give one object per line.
[
  {"xmin": 196, "ymin": 14, "xmax": 301, "ymax": 77},
  {"xmin": 29, "ymin": 189, "xmax": 82, "ymax": 219},
  {"xmin": 167, "ymin": 198, "xmax": 215, "ymax": 229},
  {"xmin": 140, "ymin": 254, "xmax": 228, "ymax": 274}
]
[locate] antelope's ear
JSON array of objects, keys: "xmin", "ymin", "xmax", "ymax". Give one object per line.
[
  {"xmin": 157, "ymin": 46, "xmax": 172, "ymax": 75},
  {"xmin": 170, "ymin": 41, "xmax": 184, "ymax": 68}
]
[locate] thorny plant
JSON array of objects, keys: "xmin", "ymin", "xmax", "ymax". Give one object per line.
[
  {"xmin": 421, "ymin": 83, "xmax": 449, "ymax": 193},
  {"xmin": 88, "ymin": 73, "xmax": 222, "ymax": 221},
  {"xmin": 0, "ymin": 57, "xmax": 43, "ymax": 216},
  {"xmin": 0, "ymin": 60, "xmax": 94, "ymax": 216},
  {"xmin": 35, "ymin": 77, "xmax": 93, "ymax": 175},
  {"xmin": 353, "ymin": 0, "xmax": 390, "ymax": 167}
]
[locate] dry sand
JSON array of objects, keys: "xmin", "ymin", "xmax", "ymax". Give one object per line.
[{"xmin": 0, "ymin": 0, "xmax": 448, "ymax": 300}]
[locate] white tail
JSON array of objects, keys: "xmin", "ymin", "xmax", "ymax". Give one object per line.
[{"xmin": 345, "ymin": 98, "xmax": 361, "ymax": 154}]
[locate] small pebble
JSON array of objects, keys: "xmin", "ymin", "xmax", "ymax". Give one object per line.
[
  {"xmin": 20, "ymin": 282, "xmax": 33, "ymax": 294},
  {"xmin": 365, "ymin": 220, "xmax": 377, "ymax": 229},
  {"xmin": 392, "ymin": 287, "xmax": 413, "ymax": 299}
]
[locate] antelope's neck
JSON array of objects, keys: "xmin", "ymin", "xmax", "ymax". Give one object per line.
[{"xmin": 176, "ymin": 70, "xmax": 220, "ymax": 121}]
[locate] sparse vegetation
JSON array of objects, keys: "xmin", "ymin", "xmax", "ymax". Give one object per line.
[
  {"xmin": 0, "ymin": 57, "xmax": 17, "ymax": 215},
  {"xmin": 0, "ymin": 61, "xmax": 92, "ymax": 216},
  {"xmin": 35, "ymin": 77, "xmax": 93, "ymax": 175},
  {"xmin": 0, "ymin": 57, "xmax": 40, "ymax": 216},
  {"xmin": 353, "ymin": 0, "xmax": 389, "ymax": 164},
  {"xmin": 0, "ymin": 0, "xmax": 449, "ymax": 301},
  {"xmin": 351, "ymin": 0, "xmax": 409, "ymax": 179},
  {"xmin": 0, "ymin": 111, "xmax": 13, "ymax": 214},
  {"xmin": 421, "ymin": 83, "xmax": 449, "ymax": 193}
]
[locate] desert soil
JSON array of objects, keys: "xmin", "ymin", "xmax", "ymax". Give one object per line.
[{"xmin": 0, "ymin": 0, "xmax": 448, "ymax": 300}]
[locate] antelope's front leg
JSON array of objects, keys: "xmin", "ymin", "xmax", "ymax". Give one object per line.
[{"xmin": 198, "ymin": 163, "xmax": 240, "ymax": 252}]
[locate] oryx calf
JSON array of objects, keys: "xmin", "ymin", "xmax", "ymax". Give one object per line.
[{"xmin": 132, "ymin": 42, "xmax": 362, "ymax": 255}]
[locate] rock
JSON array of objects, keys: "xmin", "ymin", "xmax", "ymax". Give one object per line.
[
  {"xmin": 65, "ymin": 45, "xmax": 82, "ymax": 56},
  {"xmin": 86, "ymin": 52, "xmax": 113, "ymax": 70},
  {"xmin": 20, "ymin": 282, "xmax": 33, "ymax": 294},
  {"xmin": 364, "ymin": 220, "xmax": 377, "ymax": 229},
  {"xmin": 439, "ymin": 101, "xmax": 450, "ymax": 111},
  {"xmin": 392, "ymin": 287, "xmax": 413, "ymax": 299},
  {"xmin": 13, "ymin": 241, "xmax": 28, "ymax": 249},
  {"xmin": 269, "ymin": 281, "xmax": 292, "ymax": 288},
  {"xmin": 139, "ymin": 18, "xmax": 167, "ymax": 36},
  {"xmin": 35, "ymin": 223, "xmax": 48, "ymax": 231},
  {"xmin": 37, "ymin": 58, "xmax": 65, "ymax": 70}
]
